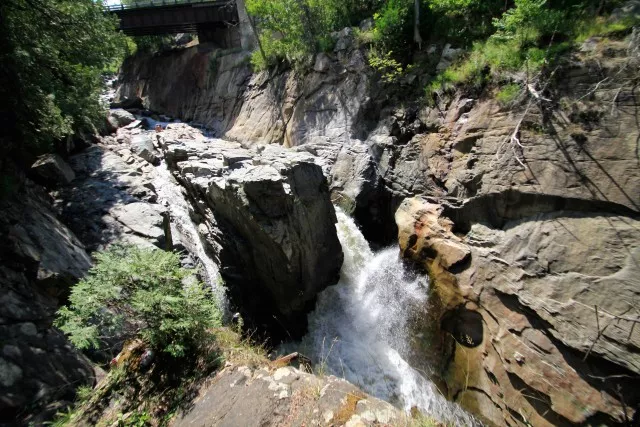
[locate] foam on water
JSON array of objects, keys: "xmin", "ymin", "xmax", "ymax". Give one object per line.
[{"xmin": 297, "ymin": 208, "xmax": 478, "ymax": 425}]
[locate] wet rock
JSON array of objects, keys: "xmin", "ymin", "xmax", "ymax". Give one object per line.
[{"xmin": 30, "ymin": 154, "xmax": 75, "ymax": 186}]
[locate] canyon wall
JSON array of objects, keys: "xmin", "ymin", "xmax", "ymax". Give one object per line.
[{"xmin": 114, "ymin": 29, "xmax": 640, "ymax": 425}]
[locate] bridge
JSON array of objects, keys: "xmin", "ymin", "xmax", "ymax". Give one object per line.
[{"xmin": 106, "ymin": 0, "xmax": 249, "ymax": 48}]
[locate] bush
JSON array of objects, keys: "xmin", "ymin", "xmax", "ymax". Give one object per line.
[
  {"xmin": 368, "ymin": 48, "xmax": 405, "ymax": 82},
  {"xmin": 56, "ymin": 245, "xmax": 221, "ymax": 358},
  {"xmin": 496, "ymin": 82, "xmax": 523, "ymax": 105}
]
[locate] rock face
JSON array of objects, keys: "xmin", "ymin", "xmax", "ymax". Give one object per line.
[
  {"xmin": 160, "ymin": 124, "xmax": 343, "ymax": 339},
  {"xmin": 397, "ymin": 196, "xmax": 640, "ymax": 426},
  {"xmin": 174, "ymin": 365, "xmax": 405, "ymax": 427},
  {"xmin": 55, "ymin": 142, "xmax": 168, "ymax": 252},
  {"xmin": 0, "ymin": 182, "xmax": 95, "ymax": 424},
  {"xmin": 115, "ymin": 30, "xmax": 640, "ymax": 426}
]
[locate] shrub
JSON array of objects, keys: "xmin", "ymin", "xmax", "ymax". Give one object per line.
[
  {"xmin": 372, "ymin": 0, "xmax": 413, "ymax": 59},
  {"xmin": 56, "ymin": 245, "xmax": 221, "ymax": 358},
  {"xmin": 368, "ymin": 48, "xmax": 405, "ymax": 83},
  {"xmin": 496, "ymin": 83, "xmax": 523, "ymax": 105}
]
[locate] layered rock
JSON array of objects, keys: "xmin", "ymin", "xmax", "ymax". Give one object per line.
[
  {"xmin": 0, "ymin": 182, "xmax": 96, "ymax": 424},
  {"xmin": 55, "ymin": 142, "xmax": 170, "ymax": 252},
  {"xmin": 397, "ymin": 196, "xmax": 640, "ymax": 426},
  {"xmin": 114, "ymin": 26, "xmax": 640, "ymax": 426},
  {"xmin": 159, "ymin": 124, "xmax": 343, "ymax": 339}
]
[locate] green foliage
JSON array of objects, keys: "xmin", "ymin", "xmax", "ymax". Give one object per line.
[
  {"xmin": 56, "ymin": 245, "xmax": 221, "ymax": 358},
  {"xmin": 368, "ymin": 49, "xmax": 405, "ymax": 83},
  {"xmin": 496, "ymin": 83, "xmax": 522, "ymax": 105},
  {"xmin": 372, "ymin": 0, "xmax": 413, "ymax": 59},
  {"xmin": 427, "ymin": 0, "xmax": 505, "ymax": 43},
  {"xmin": 247, "ymin": 0, "xmax": 385, "ymax": 69},
  {"xmin": 574, "ymin": 14, "xmax": 640, "ymax": 42},
  {"xmin": 0, "ymin": 0, "xmax": 128, "ymax": 155},
  {"xmin": 116, "ymin": 410, "xmax": 152, "ymax": 427}
]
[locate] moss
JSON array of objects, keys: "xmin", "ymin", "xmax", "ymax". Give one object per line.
[{"xmin": 333, "ymin": 391, "xmax": 367, "ymax": 425}]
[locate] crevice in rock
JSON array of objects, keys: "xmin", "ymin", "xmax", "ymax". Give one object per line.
[
  {"xmin": 437, "ymin": 189, "xmax": 639, "ymax": 234},
  {"xmin": 505, "ymin": 371, "xmax": 574, "ymax": 427},
  {"xmin": 494, "ymin": 289, "xmax": 640, "ymax": 421},
  {"xmin": 441, "ymin": 306, "xmax": 483, "ymax": 348}
]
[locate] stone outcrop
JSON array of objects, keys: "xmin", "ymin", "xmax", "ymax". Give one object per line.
[
  {"xmin": 0, "ymin": 182, "xmax": 96, "ymax": 424},
  {"xmin": 159, "ymin": 124, "xmax": 343, "ymax": 339},
  {"xmin": 114, "ymin": 27, "xmax": 640, "ymax": 426},
  {"xmin": 174, "ymin": 365, "xmax": 405, "ymax": 427},
  {"xmin": 106, "ymin": 108, "xmax": 136, "ymax": 132},
  {"xmin": 30, "ymin": 153, "xmax": 76, "ymax": 185},
  {"xmin": 54, "ymin": 142, "xmax": 168, "ymax": 252},
  {"xmin": 397, "ymin": 196, "xmax": 640, "ymax": 426}
]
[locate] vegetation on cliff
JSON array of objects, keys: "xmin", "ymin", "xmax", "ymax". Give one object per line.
[
  {"xmin": 56, "ymin": 245, "xmax": 222, "ymax": 359},
  {"xmin": 245, "ymin": 0, "xmax": 638, "ymax": 90}
]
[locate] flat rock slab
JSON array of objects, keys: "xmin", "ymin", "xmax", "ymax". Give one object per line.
[
  {"xmin": 173, "ymin": 365, "xmax": 404, "ymax": 427},
  {"xmin": 110, "ymin": 202, "xmax": 167, "ymax": 244}
]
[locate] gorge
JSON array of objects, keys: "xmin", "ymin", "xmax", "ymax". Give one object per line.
[{"xmin": 1, "ymin": 1, "xmax": 640, "ymax": 426}]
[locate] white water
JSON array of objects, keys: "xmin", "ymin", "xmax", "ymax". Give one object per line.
[{"xmin": 295, "ymin": 208, "xmax": 478, "ymax": 425}]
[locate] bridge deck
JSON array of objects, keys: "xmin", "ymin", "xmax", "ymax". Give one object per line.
[
  {"xmin": 106, "ymin": 0, "xmax": 232, "ymax": 12},
  {"xmin": 107, "ymin": 0, "xmax": 239, "ymax": 41}
]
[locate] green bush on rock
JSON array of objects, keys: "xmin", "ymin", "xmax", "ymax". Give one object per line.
[{"xmin": 56, "ymin": 245, "xmax": 221, "ymax": 358}]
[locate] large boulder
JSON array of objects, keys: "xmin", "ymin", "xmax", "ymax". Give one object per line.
[
  {"xmin": 30, "ymin": 154, "xmax": 75, "ymax": 186},
  {"xmin": 109, "ymin": 202, "xmax": 170, "ymax": 248},
  {"xmin": 160, "ymin": 124, "xmax": 343, "ymax": 339},
  {"xmin": 397, "ymin": 196, "xmax": 640, "ymax": 426},
  {"xmin": 131, "ymin": 134, "xmax": 161, "ymax": 165},
  {"xmin": 106, "ymin": 108, "xmax": 136, "ymax": 132}
]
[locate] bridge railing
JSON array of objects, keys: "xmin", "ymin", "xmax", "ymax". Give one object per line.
[{"xmin": 105, "ymin": 0, "xmax": 233, "ymax": 12}]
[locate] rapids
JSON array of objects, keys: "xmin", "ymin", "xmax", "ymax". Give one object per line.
[{"xmin": 293, "ymin": 208, "xmax": 478, "ymax": 425}]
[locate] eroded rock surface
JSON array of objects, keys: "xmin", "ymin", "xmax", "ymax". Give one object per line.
[
  {"xmin": 397, "ymin": 197, "xmax": 640, "ymax": 426},
  {"xmin": 160, "ymin": 124, "xmax": 343, "ymax": 339},
  {"xmin": 114, "ymin": 29, "xmax": 640, "ymax": 426},
  {"xmin": 174, "ymin": 365, "xmax": 405, "ymax": 427}
]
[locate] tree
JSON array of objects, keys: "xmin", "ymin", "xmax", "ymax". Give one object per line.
[
  {"xmin": 56, "ymin": 245, "xmax": 222, "ymax": 358},
  {"xmin": 0, "ymin": 0, "xmax": 126, "ymax": 162}
]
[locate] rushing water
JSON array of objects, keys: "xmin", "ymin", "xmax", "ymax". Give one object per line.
[{"xmin": 294, "ymin": 208, "xmax": 478, "ymax": 425}]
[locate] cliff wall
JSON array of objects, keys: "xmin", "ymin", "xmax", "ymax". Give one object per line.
[{"xmin": 114, "ymin": 28, "xmax": 640, "ymax": 426}]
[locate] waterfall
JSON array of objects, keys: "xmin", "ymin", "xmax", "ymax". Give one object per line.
[{"xmin": 297, "ymin": 208, "xmax": 478, "ymax": 426}]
